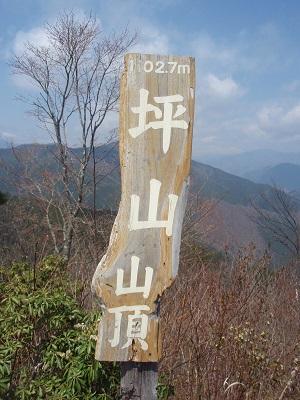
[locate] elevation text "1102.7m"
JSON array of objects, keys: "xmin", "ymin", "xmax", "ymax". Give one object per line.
[{"xmin": 129, "ymin": 60, "xmax": 190, "ymax": 74}]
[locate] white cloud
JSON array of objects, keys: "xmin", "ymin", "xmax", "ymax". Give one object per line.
[
  {"xmin": 131, "ymin": 25, "xmax": 170, "ymax": 54},
  {"xmin": 253, "ymin": 102, "xmax": 300, "ymax": 141},
  {"xmin": 1, "ymin": 131, "xmax": 16, "ymax": 139},
  {"xmin": 257, "ymin": 105, "xmax": 283, "ymax": 126},
  {"xmin": 12, "ymin": 8, "xmax": 99, "ymax": 57},
  {"xmin": 205, "ymin": 73, "xmax": 243, "ymax": 99},
  {"xmin": 10, "ymin": 10, "xmax": 102, "ymax": 90},
  {"xmin": 10, "ymin": 26, "xmax": 50, "ymax": 89},
  {"xmin": 193, "ymin": 34, "xmax": 237, "ymax": 66},
  {"xmin": 0, "ymin": 131, "xmax": 16, "ymax": 147},
  {"xmin": 283, "ymin": 104, "xmax": 300, "ymax": 124},
  {"xmin": 13, "ymin": 27, "xmax": 49, "ymax": 56}
]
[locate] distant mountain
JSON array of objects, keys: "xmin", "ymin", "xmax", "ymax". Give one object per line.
[
  {"xmin": 0, "ymin": 143, "xmax": 274, "ymax": 209},
  {"xmin": 200, "ymin": 149, "xmax": 300, "ymax": 177},
  {"xmin": 244, "ymin": 163, "xmax": 300, "ymax": 193},
  {"xmin": 2, "ymin": 143, "xmax": 292, "ymax": 259},
  {"xmin": 190, "ymin": 161, "xmax": 271, "ymax": 207},
  {"xmin": 0, "ymin": 142, "xmax": 121, "ymax": 209}
]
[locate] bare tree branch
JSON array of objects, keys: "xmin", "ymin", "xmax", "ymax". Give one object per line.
[{"xmin": 9, "ymin": 11, "xmax": 136, "ymax": 261}]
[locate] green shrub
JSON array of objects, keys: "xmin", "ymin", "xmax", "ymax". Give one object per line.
[{"xmin": 0, "ymin": 256, "xmax": 120, "ymax": 399}]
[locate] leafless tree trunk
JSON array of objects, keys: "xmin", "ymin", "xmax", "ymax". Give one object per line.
[{"xmin": 10, "ymin": 11, "xmax": 135, "ymax": 261}]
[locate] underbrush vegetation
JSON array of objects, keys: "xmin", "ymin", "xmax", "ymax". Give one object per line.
[
  {"xmin": 161, "ymin": 246, "xmax": 300, "ymax": 399},
  {"xmin": 0, "ymin": 256, "xmax": 119, "ymax": 399},
  {"xmin": 1, "ymin": 199, "xmax": 300, "ymax": 399}
]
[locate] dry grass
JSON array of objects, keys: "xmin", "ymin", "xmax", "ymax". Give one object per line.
[{"xmin": 161, "ymin": 245, "xmax": 300, "ymax": 399}]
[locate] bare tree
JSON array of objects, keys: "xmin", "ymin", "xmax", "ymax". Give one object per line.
[
  {"xmin": 251, "ymin": 185, "xmax": 300, "ymax": 260},
  {"xmin": 10, "ymin": 12, "xmax": 135, "ymax": 260}
]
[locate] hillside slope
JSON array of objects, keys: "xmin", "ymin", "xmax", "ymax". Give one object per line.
[
  {"xmin": 190, "ymin": 161, "xmax": 271, "ymax": 207},
  {"xmin": 0, "ymin": 143, "xmax": 274, "ymax": 209},
  {"xmin": 1, "ymin": 143, "xmax": 288, "ymax": 256},
  {"xmin": 244, "ymin": 163, "xmax": 300, "ymax": 193}
]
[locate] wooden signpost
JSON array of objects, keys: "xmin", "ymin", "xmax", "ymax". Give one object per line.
[{"xmin": 92, "ymin": 53, "xmax": 195, "ymax": 399}]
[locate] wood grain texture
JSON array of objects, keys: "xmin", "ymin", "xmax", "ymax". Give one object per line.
[
  {"xmin": 120, "ymin": 362, "xmax": 158, "ymax": 399},
  {"xmin": 92, "ymin": 53, "xmax": 195, "ymax": 362}
]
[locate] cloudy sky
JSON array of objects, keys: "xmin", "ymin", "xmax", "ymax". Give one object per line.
[{"xmin": 1, "ymin": 0, "xmax": 300, "ymax": 159}]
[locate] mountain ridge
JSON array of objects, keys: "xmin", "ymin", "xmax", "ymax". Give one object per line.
[
  {"xmin": 244, "ymin": 162, "xmax": 300, "ymax": 193},
  {"xmin": 200, "ymin": 149, "xmax": 300, "ymax": 177},
  {"xmin": 0, "ymin": 142, "xmax": 274, "ymax": 209},
  {"xmin": 1, "ymin": 142, "xmax": 294, "ymax": 260}
]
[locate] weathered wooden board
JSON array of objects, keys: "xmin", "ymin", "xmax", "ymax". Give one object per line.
[
  {"xmin": 92, "ymin": 53, "xmax": 195, "ymax": 362},
  {"xmin": 120, "ymin": 362, "xmax": 158, "ymax": 399}
]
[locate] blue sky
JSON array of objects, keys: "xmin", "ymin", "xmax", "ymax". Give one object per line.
[{"xmin": 1, "ymin": 0, "xmax": 300, "ymax": 158}]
